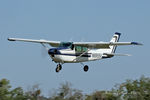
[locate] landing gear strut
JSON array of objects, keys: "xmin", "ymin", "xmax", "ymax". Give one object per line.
[
  {"xmin": 83, "ymin": 65, "xmax": 89, "ymax": 72},
  {"xmin": 56, "ymin": 64, "xmax": 62, "ymax": 72}
]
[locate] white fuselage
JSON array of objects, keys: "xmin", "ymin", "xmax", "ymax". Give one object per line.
[{"xmin": 49, "ymin": 48, "xmax": 112, "ymax": 63}]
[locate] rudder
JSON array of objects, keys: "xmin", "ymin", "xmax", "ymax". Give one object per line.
[{"xmin": 110, "ymin": 32, "xmax": 121, "ymax": 53}]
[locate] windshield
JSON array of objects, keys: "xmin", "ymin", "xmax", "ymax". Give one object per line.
[{"xmin": 59, "ymin": 42, "xmax": 73, "ymax": 48}]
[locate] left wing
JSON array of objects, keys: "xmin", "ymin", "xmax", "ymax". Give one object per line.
[
  {"xmin": 8, "ymin": 38, "xmax": 60, "ymax": 47},
  {"xmin": 73, "ymin": 42, "xmax": 142, "ymax": 49}
]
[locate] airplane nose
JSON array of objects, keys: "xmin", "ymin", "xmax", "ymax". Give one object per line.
[
  {"xmin": 54, "ymin": 49, "xmax": 57, "ymax": 53},
  {"xmin": 48, "ymin": 49, "xmax": 57, "ymax": 55},
  {"xmin": 48, "ymin": 49, "xmax": 53, "ymax": 55}
]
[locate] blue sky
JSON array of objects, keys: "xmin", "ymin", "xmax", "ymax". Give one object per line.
[{"xmin": 0, "ymin": 0, "xmax": 150, "ymax": 96}]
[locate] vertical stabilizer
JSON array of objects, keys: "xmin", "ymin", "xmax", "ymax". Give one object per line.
[{"xmin": 109, "ymin": 32, "xmax": 121, "ymax": 53}]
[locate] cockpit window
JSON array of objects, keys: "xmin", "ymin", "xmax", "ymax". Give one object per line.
[{"xmin": 59, "ymin": 42, "xmax": 73, "ymax": 48}]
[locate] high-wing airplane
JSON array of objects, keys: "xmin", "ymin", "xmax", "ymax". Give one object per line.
[{"xmin": 8, "ymin": 32, "xmax": 142, "ymax": 72}]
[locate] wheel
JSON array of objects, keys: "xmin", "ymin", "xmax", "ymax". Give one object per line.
[
  {"xmin": 83, "ymin": 65, "xmax": 89, "ymax": 72},
  {"xmin": 55, "ymin": 64, "xmax": 62, "ymax": 72},
  {"xmin": 56, "ymin": 67, "xmax": 59, "ymax": 72}
]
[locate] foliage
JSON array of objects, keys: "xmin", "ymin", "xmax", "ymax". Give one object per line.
[
  {"xmin": 113, "ymin": 75, "xmax": 150, "ymax": 100},
  {"xmin": 0, "ymin": 79, "xmax": 41, "ymax": 100},
  {"xmin": 0, "ymin": 79, "xmax": 11, "ymax": 100},
  {"xmin": 49, "ymin": 82, "xmax": 83, "ymax": 100},
  {"xmin": 85, "ymin": 75, "xmax": 150, "ymax": 100},
  {"xmin": 0, "ymin": 75, "xmax": 150, "ymax": 100}
]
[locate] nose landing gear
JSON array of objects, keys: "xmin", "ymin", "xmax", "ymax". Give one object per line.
[{"xmin": 56, "ymin": 64, "xmax": 62, "ymax": 72}]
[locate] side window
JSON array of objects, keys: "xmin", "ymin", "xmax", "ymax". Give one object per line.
[
  {"xmin": 75, "ymin": 46, "xmax": 87, "ymax": 52},
  {"xmin": 75, "ymin": 46, "xmax": 82, "ymax": 52},
  {"xmin": 82, "ymin": 47, "xmax": 87, "ymax": 52}
]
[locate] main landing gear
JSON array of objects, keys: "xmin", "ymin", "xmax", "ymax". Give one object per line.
[
  {"xmin": 83, "ymin": 65, "xmax": 89, "ymax": 72},
  {"xmin": 80, "ymin": 63, "xmax": 89, "ymax": 72},
  {"xmin": 56, "ymin": 64, "xmax": 62, "ymax": 72},
  {"xmin": 55, "ymin": 63, "xmax": 89, "ymax": 73}
]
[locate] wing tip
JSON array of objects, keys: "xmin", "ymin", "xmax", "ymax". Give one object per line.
[
  {"xmin": 8, "ymin": 38, "xmax": 16, "ymax": 41},
  {"xmin": 131, "ymin": 42, "xmax": 143, "ymax": 45}
]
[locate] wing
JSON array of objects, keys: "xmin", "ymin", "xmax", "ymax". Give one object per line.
[
  {"xmin": 8, "ymin": 38, "xmax": 60, "ymax": 47},
  {"xmin": 8, "ymin": 38, "xmax": 142, "ymax": 48},
  {"xmin": 73, "ymin": 42, "xmax": 142, "ymax": 49}
]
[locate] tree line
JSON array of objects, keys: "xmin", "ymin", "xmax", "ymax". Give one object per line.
[{"xmin": 0, "ymin": 75, "xmax": 150, "ymax": 100}]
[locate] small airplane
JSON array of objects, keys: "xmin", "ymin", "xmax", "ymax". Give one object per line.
[{"xmin": 8, "ymin": 32, "xmax": 142, "ymax": 72}]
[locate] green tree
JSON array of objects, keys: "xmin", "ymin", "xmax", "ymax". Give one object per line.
[
  {"xmin": 0, "ymin": 78, "xmax": 11, "ymax": 100},
  {"xmin": 50, "ymin": 82, "xmax": 83, "ymax": 100},
  {"xmin": 113, "ymin": 75, "xmax": 150, "ymax": 100},
  {"xmin": 85, "ymin": 91, "xmax": 117, "ymax": 100},
  {"xmin": 10, "ymin": 87, "xmax": 29, "ymax": 100},
  {"xmin": 25, "ymin": 84, "xmax": 42, "ymax": 100},
  {"xmin": 1, "ymin": 75, "xmax": 150, "ymax": 100},
  {"xmin": 0, "ymin": 78, "xmax": 43, "ymax": 100}
]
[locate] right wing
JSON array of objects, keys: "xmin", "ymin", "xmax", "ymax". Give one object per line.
[
  {"xmin": 8, "ymin": 38, "xmax": 60, "ymax": 47},
  {"xmin": 73, "ymin": 42, "xmax": 143, "ymax": 49}
]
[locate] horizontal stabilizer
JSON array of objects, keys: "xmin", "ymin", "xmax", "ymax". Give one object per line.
[{"xmin": 104, "ymin": 53, "xmax": 131, "ymax": 56}]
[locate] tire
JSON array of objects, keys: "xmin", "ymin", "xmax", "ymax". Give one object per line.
[
  {"xmin": 56, "ymin": 67, "xmax": 59, "ymax": 72},
  {"xmin": 84, "ymin": 65, "xmax": 89, "ymax": 72},
  {"xmin": 55, "ymin": 64, "xmax": 62, "ymax": 73}
]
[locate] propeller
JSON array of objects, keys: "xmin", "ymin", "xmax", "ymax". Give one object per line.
[
  {"xmin": 41, "ymin": 43, "xmax": 49, "ymax": 58},
  {"xmin": 41, "ymin": 46, "xmax": 48, "ymax": 58}
]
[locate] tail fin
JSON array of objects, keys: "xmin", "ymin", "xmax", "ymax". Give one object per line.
[{"xmin": 109, "ymin": 32, "xmax": 121, "ymax": 53}]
